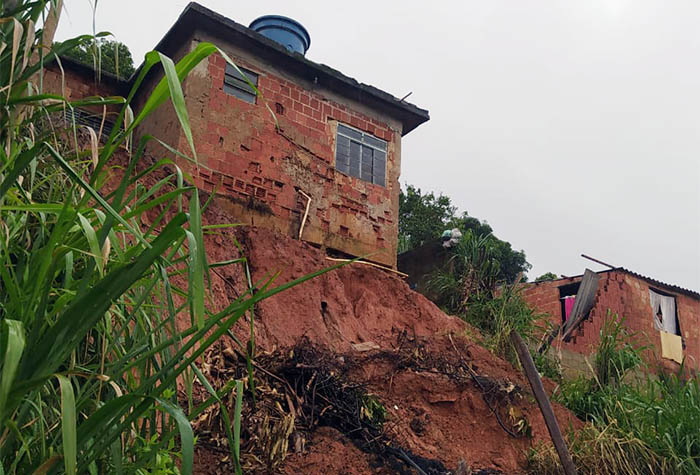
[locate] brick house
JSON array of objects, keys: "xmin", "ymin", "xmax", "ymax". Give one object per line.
[
  {"xmin": 44, "ymin": 2, "xmax": 429, "ymax": 268},
  {"xmin": 522, "ymin": 268, "xmax": 700, "ymax": 376}
]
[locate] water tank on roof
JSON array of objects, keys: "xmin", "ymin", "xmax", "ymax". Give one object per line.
[{"xmin": 249, "ymin": 15, "xmax": 311, "ymax": 55}]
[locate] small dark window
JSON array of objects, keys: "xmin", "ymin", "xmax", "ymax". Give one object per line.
[
  {"xmin": 558, "ymin": 282, "xmax": 580, "ymax": 324},
  {"xmin": 223, "ymin": 64, "xmax": 258, "ymax": 103},
  {"xmin": 335, "ymin": 123, "xmax": 387, "ymax": 186}
]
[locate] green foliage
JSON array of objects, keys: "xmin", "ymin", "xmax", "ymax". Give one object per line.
[
  {"xmin": 399, "ymin": 184, "xmax": 531, "ymax": 283},
  {"xmin": 360, "ymin": 394, "xmax": 387, "ymax": 426},
  {"xmin": 398, "ymin": 184, "xmax": 455, "ymax": 249},
  {"xmin": 465, "ymin": 284, "xmax": 544, "ymax": 365},
  {"xmin": 535, "ymin": 272, "xmax": 558, "ymax": 282},
  {"xmin": 527, "ymin": 423, "xmax": 674, "ymax": 475},
  {"xmin": 56, "ymin": 38, "xmax": 135, "ymax": 79},
  {"xmin": 427, "ymin": 229, "xmax": 500, "ymax": 313},
  {"xmin": 593, "ymin": 314, "xmax": 644, "ymax": 387},
  {"xmin": 427, "ymin": 230, "xmax": 542, "ymax": 365},
  {"xmin": 546, "ymin": 314, "xmax": 700, "ymax": 474},
  {"xmin": 0, "ymin": 2, "xmax": 337, "ymax": 473},
  {"xmin": 532, "ymin": 347, "xmax": 562, "ymax": 382}
]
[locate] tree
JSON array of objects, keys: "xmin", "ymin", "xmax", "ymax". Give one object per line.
[
  {"xmin": 398, "ymin": 184, "xmax": 455, "ymax": 250},
  {"xmin": 535, "ymin": 272, "xmax": 558, "ymax": 282},
  {"xmin": 399, "ymin": 184, "xmax": 531, "ymax": 283},
  {"xmin": 56, "ymin": 38, "xmax": 135, "ymax": 79}
]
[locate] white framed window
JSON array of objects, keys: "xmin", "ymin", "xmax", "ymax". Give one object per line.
[
  {"xmin": 223, "ymin": 64, "xmax": 258, "ymax": 104},
  {"xmin": 335, "ymin": 123, "xmax": 387, "ymax": 186}
]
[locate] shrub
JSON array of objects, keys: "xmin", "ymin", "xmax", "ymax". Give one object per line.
[{"xmin": 542, "ymin": 314, "xmax": 700, "ymax": 474}]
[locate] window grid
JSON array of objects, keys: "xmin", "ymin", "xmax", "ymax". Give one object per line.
[{"xmin": 335, "ymin": 123, "xmax": 387, "ymax": 186}]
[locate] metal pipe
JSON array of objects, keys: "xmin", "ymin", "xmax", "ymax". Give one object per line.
[
  {"xmin": 297, "ymin": 189, "xmax": 312, "ymax": 240},
  {"xmin": 581, "ymin": 254, "xmax": 616, "ymax": 269}
]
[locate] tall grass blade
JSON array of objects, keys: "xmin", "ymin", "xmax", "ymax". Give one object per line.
[
  {"xmin": 0, "ymin": 320, "xmax": 25, "ymax": 422},
  {"xmin": 57, "ymin": 375, "xmax": 77, "ymax": 475},
  {"xmin": 156, "ymin": 398, "xmax": 194, "ymax": 475},
  {"xmin": 233, "ymin": 379, "xmax": 243, "ymax": 475},
  {"xmin": 188, "ymin": 189, "xmax": 205, "ymax": 329}
]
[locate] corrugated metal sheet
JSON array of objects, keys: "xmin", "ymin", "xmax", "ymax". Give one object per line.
[
  {"xmin": 614, "ymin": 268, "xmax": 700, "ymax": 300},
  {"xmin": 526, "ymin": 268, "xmax": 699, "ymax": 300}
]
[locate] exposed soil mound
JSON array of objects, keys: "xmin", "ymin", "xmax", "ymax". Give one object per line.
[
  {"xmin": 103, "ymin": 148, "xmax": 580, "ymax": 473},
  {"xmin": 186, "ymin": 214, "xmax": 582, "ymax": 474},
  {"xmin": 200, "ymin": 216, "xmax": 465, "ymax": 352}
]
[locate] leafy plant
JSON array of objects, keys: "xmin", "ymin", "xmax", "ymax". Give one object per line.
[
  {"xmin": 427, "ymin": 229, "xmax": 501, "ymax": 313},
  {"xmin": 592, "ymin": 313, "xmax": 643, "ymax": 387},
  {"xmin": 545, "ymin": 314, "xmax": 700, "ymax": 473},
  {"xmin": 55, "ymin": 38, "xmax": 135, "ymax": 79},
  {"xmin": 399, "ymin": 184, "xmax": 531, "ymax": 283},
  {"xmin": 0, "ymin": 2, "xmax": 339, "ymax": 473},
  {"xmin": 535, "ymin": 272, "xmax": 558, "ymax": 282}
]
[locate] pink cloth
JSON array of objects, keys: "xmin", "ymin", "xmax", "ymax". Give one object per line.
[{"xmin": 564, "ymin": 296, "xmax": 576, "ymax": 320}]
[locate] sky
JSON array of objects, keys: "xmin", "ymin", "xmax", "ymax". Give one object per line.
[{"xmin": 55, "ymin": 0, "xmax": 700, "ymax": 290}]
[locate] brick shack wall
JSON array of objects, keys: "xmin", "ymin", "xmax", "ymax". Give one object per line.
[
  {"xmin": 139, "ymin": 34, "xmax": 402, "ymax": 268},
  {"xmin": 523, "ymin": 271, "xmax": 700, "ymax": 374},
  {"xmin": 42, "ymin": 62, "xmax": 124, "ymax": 116}
]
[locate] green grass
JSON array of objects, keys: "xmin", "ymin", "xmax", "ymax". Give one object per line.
[
  {"xmin": 0, "ymin": 2, "xmax": 337, "ymax": 473},
  {"xmin": 531, "ymin": 314, "xmax": 700, "ymax": 474}
]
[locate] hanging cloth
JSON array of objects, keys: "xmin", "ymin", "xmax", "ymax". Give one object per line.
[
  {"xmin": 649, "ymin": 289, "xmax": 678, "ymax": 335},
  {"xmin": 563, "ymin": 296, "xmax": 576, "ymax": 321}
]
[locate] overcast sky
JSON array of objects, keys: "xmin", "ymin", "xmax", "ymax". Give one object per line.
[{"xmin": 55, "ymin": 0, "xmax": 700, "ymax": 290}]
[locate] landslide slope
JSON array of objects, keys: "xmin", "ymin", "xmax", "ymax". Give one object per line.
[{"xmin": 187, "ymin": 205, "xmax": 580, "ymax": 474}]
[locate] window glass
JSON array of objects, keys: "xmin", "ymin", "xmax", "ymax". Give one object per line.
[
  {"xmin": 338, "ymin": 124, "xmax": 363, "ymax": 141},
  {"xmin": 349, "ymin": 141, "xmax": 362, "ymax": 178},
  {"xmin": 335, "ymin": 123, "xmax": 387, "ymax": 186},
  {"xmin": 372, "ymin": 151, "xmax": 386, "ymax": 186},
  {"xmin": 364, "ymin": 134, "xmax": 387, "ymax": 150},
  {"xmin": 335, "ymin": 135, "xmax": 351, "ymax": 174}
]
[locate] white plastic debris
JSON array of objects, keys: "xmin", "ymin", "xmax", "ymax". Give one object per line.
[{"xmin": 442, "ymin": 228, "xmax": 463, "ymax": 248}]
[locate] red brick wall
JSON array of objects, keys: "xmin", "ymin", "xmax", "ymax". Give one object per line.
[
  {"xmin": 42, "ymin": 38, "xmax": 404, "ymax": 267},
  {"xmin": 522, "ymin": 271, "xmax": 700, "ymax": 372},
  {"xmin": 146, "ymin": 35, "xmax": 402, "ymax": 267},
  {"xmin": 43, "ymin": 61, "xmax": 123, "ymax": 109}
]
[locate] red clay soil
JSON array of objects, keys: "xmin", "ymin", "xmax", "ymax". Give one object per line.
[
  {"xmin": 281, "ymin": 427, "xmax": 387, "ymax": 475},
  {"xmin": 198, "ymin": 211, "xmax": 466, "ymax": 352},
  {"xmin": 188, "ymin": 203, "xmax": 582, "ymax": 474},
  {"xmin": 110, "ymin": 152, "xmax": 580, "ymax": 473}
]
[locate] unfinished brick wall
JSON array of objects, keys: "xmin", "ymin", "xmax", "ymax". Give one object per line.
[
  {"xmin": 43, "ymin": 61, "xmax": 124, "ymax": 112},
  {"xmin": 140, "ymin": 34, "xmax": 402, "ymax": 267},
  {"xmin": 522, "ymin": 271, "xmax": 700, "ymax": 373}
]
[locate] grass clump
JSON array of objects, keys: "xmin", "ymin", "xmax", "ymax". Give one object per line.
[
  {"xmin": 426, "ymin": 231, "xmax": 557, "ymax": 378},
  {"xmin": 0, "ymin": 2, "xmax": 337, "ymax": 473},
  {"xmin": 531, "ymin": 314, "xmax": 700, "ymax": 474}
]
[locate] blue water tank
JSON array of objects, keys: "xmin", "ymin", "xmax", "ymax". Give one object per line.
[{"xmin": 249, "ymin": 15, "xmax": 311, "ymax": 55}]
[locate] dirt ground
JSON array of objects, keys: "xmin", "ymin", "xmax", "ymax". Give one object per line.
[
  {"xmin": 185, "ymin": 213, "xmax": 581, "ymax": 474},
  {"xmin": 111, "ymin": 153, "xmax": 581, "ymax": 474}
]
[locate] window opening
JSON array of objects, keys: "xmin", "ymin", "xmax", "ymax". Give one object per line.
[
  {"xmin": 223, "ymin": 64, "xmax": 258, "ymax": 103},
  {"xmin": 649, "ymin": 288, "xmax": 680, "ymax": 336},
  {"xmin": 335, "ymin": 123, "xmax": 387, "ymax": 186},
  {"xmin": 558, "ymin": 282, "xmax": 580, "ymax": 324}
]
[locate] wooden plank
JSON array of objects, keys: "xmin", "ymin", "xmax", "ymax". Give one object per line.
[
  {"xmin": 511, "ymin": 331, "xmax": 578, "ymax": 475},
  {"xmin": 562, "ymin": 269, "xmax": 600, "ymax": 341}
]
